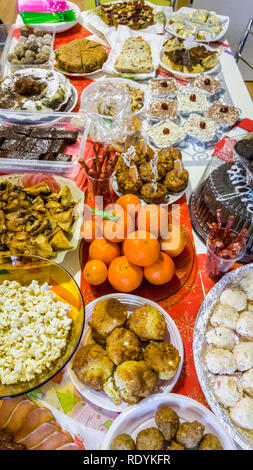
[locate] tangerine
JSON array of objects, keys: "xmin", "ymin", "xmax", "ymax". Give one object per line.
[
  {"xmin": 116, "ymin": 194, "xmax": 141, "ymax": 220},
  {"xmin": 144, "ymin": 252, "xmax": 175, "ymax": 285},
  {"xmin": 123, "ymin": 230, "xmax": 160, "ymax": 267},
  {"xmin": 137, "ymin": 205, "xmax": 169, "ymax": 238},
  {"xmin": 102, "ymin": 204, "xmax": 134, "ymax": 243},
  {"xmin": 108, "ymin": 256, "xmax": 143, "ymax": 293},
  {"xmin": 89, "ymin": 238, "xmax": 120, "ymax": 266},
  {"xmin": 83, "ymin": 259, "xmax": 107, "ymax": 285},
  {"xmin": 160, "ymin": 224, "xmax": 186, "ymax": 258},
  {"xmin": 81, "ymin": 219, "xmax": 101, "ymax": 243}
]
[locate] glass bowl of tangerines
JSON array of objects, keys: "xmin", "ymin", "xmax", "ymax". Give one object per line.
[{"xmin": 80, "ymin": 195, "xmax": 195, "ymax": 302}]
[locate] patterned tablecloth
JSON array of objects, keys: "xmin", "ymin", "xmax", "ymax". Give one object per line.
[{"xmin": 1, "ymin": 22, "xmax": 246, "ymax": 450}]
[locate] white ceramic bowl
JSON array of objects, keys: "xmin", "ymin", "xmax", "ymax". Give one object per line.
[
  {"xmin": 102, "ymin": 393, "xmax": 236, "ymax": 450},
  {"xmin": 68, "ymin": 294, "xmax": 184, "ymax": 412},
  {"xmin": 18, "ymin": 1, "xmax": 80, "ymax": 34}
]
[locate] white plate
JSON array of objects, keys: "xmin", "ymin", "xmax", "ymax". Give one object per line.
[
  {"xmin": 0, "ymin": 86, "xmax": 78, "ymax": 125},
  {"xmin": 80, "ymin": 77, "xmax": 148, "ymax": 116},
  {"xmin": 68, "ymin": 293, "xmax": 184, "ymax": 412},
  {"xmin": 53, "ymin": 64, "xmax": 103, "ymax": 78},
  {"xmin": 102, "ymin": 393, "xmax": 236, "ymax": 450},
  {"xmin": 112, "ymin": 175, "xmax": 186, "ymax": 207},
  {"xmin": 165, "ymin": 7, "xmax": 229, "ymax": 44},
  {"xmin": 0, "ymin": 173, "xmax": 84, "ymax": 265},
  {"xmin": 159, "ymin": 45, "xmax": 220, "ymax": 79},
  {"xmin": 18, "ymin": 2, "xmax": 81, "ymax": 34}
]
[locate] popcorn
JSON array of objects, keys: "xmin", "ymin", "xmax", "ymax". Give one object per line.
[{"xmin": 0, "ymin": 280, "xmax": 72, "ymax": 385}]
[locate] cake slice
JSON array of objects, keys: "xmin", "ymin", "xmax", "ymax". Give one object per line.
[
  {"xmin": 114, "ymin": 37, "xmax": 154, "ymax": 74},
  {"xmin": 55, "ymin": 40, "xmax": 83, "ymax": 73},
  {"xmin": 79, "ymin": 39, "xmax": 107, "ymax": 73}
]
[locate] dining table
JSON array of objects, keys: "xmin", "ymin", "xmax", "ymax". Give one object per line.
[{"xmin": 11, "ymin": 3, "xmax": 253, "ymax": 450}]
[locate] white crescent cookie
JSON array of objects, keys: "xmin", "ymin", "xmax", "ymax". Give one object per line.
[
  {"xmin": 206, "ymin": 348, "xmax": 237, "ymax": 375},
  {"xmin": 210, "ymin": 303, "xmax": 239, "ymax": 330},
  {"xmin": 236, "ymin": 311, "xmax": 253, "ymax": 339},
  {"xmin": 205, "ymin": 327, "xmax": 238, "ymax": 350},
  {"xmin": 230, "ymin": 397, "xmax": 253, "ymax": 430},
  {"xmin": 241, "ymin": 368, "xmax": 253, "ymax": 397},
  {"xmin": 240, "ymin": 272, "xmax": 253, "ymax": 301},
  {"xmin": 213, "ymin": 375, "xmax": 243, "ymax": 408},
  {"xmin": 233, "ymin": 342, "xmax": 253, "ymax": 372},
  {"xmin": 220, "ymin": 288, "xmax": 248, "ymax": 312}
]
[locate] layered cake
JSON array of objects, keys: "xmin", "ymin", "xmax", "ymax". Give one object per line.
[
  {"xmin": 190, "ymin": 161, "xmax": 253, "ymax": 261},
  {"xmin": 234, "ymin": 134, "xmax": 253, "ymax": 187},
  {"xmin": 0, "ymin": 69, "xmax": 72, "ymax": 112}
]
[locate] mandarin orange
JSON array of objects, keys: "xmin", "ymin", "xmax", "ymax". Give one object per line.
[
  {"xmin": 123, "ymin": 230, "xmax": 160, "ymax": 267},
  {"xmin": 144, "ymin": 252, "xmax": 175, "ymax": 285},
  {"xmin": 116, "ymin": 194, "xmax": 141, "ymax": 220},
  {"xmin": 83, "ymin": 259, "xmax": 107, "ymax": 285},
  {"xmin": 160, "ymin": 224, "xmax": 186, "ymax": 258},
  {"xmin": 89, "ymin": 237, "xmax": 120, "ymax": 266},
  {"xmin": 108, "ymin": 256, "xmax": 143, "ymax": 292},
  {"xmin": 137, "ymin": 205, "xmax": 169, "ymax": 238}
]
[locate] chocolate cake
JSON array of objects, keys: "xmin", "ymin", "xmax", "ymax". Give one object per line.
[
  {"xmin": 190, "ymin": 161, "xmax": 253, "ymax": 262},
  {"xmin": 0, "ymin": 125, "xmax": 78, "ymax": 162}
]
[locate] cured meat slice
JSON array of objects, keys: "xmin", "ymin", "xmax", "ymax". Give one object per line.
[
  {"xmin": 0, "ymin": 397, "xmax": 23, "ymax": 428},
  {"xmin": 5, "ymin": 399, "xmax": 37, "ymax": 433},
  {"xmin": 22, "ymin": 173, "xmax": 61, "ymax": 193},
  {"xmin": 15, "ymin": 407, "xmax": 55, "ymax": 442},
  {"xmin": 57, "ymin": 443, "xmax": 81, "ymax": 450},
  {"xmin": 23, "ymin": 422, "xmax": 60, "ymax": 449},
  {"xmin": 32, "ymin": 431, "xmax": 72, "ymax": 450}
]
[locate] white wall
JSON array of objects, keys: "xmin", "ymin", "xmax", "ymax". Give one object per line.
[{"xmin": 192, "ymin": 0, "xmax": 253, "ymax": 80}]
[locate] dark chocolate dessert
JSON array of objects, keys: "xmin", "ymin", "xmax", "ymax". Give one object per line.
[
  {"xmin": 0, "ymin": 125, "xmax": 78, "ymax": 162},
  {"xmin": 235, "ymin": 136, "xmax": 253, "ymax": 161}
]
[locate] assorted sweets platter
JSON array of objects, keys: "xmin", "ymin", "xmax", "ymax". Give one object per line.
[
  {"xmin": 165, "ymin": 7, "xmax": 229, "ymax": 43},
  {"xmin": 0, "ymin": 0, "xmax": 253, "ymax": 453}
]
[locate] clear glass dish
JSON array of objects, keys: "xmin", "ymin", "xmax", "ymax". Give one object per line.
[{"xmin": 0, "ymin": 255, "xmax": 85, "ymax": 399}]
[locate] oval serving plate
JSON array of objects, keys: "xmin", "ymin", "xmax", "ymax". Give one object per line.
[
  {"xmin": 159, "ymin": 46, "xmax": 220, "ymax": 79},
  {"xmin": 0, "ymin": 173, "xmax": 84, "ymax": 265},
  {"xmin": 165, "ymin": 7, "xmax": 229, "ymax": 44},
  {"xmin": 193, "ymin": 264, "xmax": 253, "ymax": 450},
  {"xmin": 102, "ymin": 393, "xmax": 236, "ymax": 450},
  {"xmin": 112, "ymin": 175, "xmax": 186, "ymax": 207},
  {"xmin": 68, "ymin": 293, "xmax": 184, "ymax": 412}
]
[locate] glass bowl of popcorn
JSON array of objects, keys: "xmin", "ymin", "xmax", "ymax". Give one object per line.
[{"xmin": 0, "ymin": 255, "xmax": 85, "ymax": 399}]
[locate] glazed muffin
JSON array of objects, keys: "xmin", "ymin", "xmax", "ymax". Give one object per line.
[
  {"xmin": 89, "ymin": 298, "xmax": 127, "ymax": 344},
  {"xmin": 144, "ymin": 341, "xmax": 180, "ymax": 380},
  {"xmin": 128, "ymin": 305, "xmax": 166, "ymax": 341},
  {"xmin": 106, "ymin": 327, "xmax": 141, "ymax": 365},
  {"xmin": 72, "ymin": 343, "xmax": 114, "ymax": 391},
  {"xmin": 114, "ymin": 360, "xmax": 158, "ymax": 404}
]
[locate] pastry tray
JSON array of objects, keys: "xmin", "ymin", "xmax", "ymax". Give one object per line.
[
  {"xmin": 0, "ymin": 24, "xmax": 55, "ymax": 77},
  {"xmin": 0, "ymin": 111, "xmax": 89, "ymax": 173}
]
